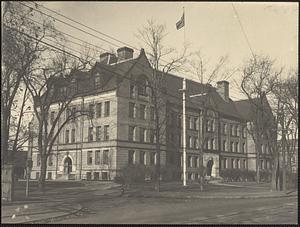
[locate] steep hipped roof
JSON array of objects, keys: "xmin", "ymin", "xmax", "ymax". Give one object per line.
[{"xmin": 163, "ymin": 73, "xmax": 244, "ymax": 120}]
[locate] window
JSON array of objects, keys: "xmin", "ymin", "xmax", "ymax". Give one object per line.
[
  {"xmin": 189, "ymin": 117, "xmax": 193, "ymax": 129},
  {"xmin": 66, "ymin": 108, "xmax": 71, "ymax": 120},
  {"xmin": 101, "ymin": 172, "xmax": 108, "ymax": 180},
  {"xmin": 235, "ymin": 125, "xmax": 238, "ymax": 136},
  {"xmin": 236, "ymin": 159, "xmax": 240, "ymax": 169},
  {"xmin": 128, "ymin": 150, "xmax": 135, "ymax": 165},
  {"xmin": 140, "ymin": 127, "xmax": 146, "ymax": 142},
  {"xmin": 95, "ymin": 76, "xmax": 101, "ymax": 88},
  {"xmin": 50, "ymin": 111, "xmax": 55, "ymax": 124},
  {"xmin": 150, "ymin": 106, "xmax": 155, "ymax": 121},
  {"xmin": 211, "ymin": 120, "xmax": 214, "ymax": 132},
  {"xmin": 194, "ymin": 137, "xmax": 199, "ymax": 149},
  {"xmin": 231, "ymin": 159, "xmax": 234, "ymax": 168},
  {"xmin": 230, "ymin": 142, "xmax": 234, "ymax": 152},
  {"xmin": 206, "ymin": 140, "xmax": 209, "ymax": 149},
  {"xmin": 140, "ymin": 104, "xmax": 146, "ymax": 120},
  {"xmin": 231, "ymin": 125, "xmax": 234, "ymax": 136},
  {"xmin": 193, "ymin": 156, "xmax": 197, "ymax": 168},
  {"xmin": 223, "ymin": 123, "xmax": 227, "ymax": 135},
  {"xmin": 48, "ymin": 155, "xmax": 53, "ymax": 166},
  {"xmin": 95, "ymin": 150, "xmax": 101, "ymax": 165},
  {"xmin": 187, "ymin": 116, "xmax": 191, "ymax": 129},
  {"xmin": 104, "ymin": 125, "xmax": 109, "ymax": 141},
  {"xmin": 149, "ymin": 129, "xmax": 155, "ymax": 143},
  {"xmin": 194, "ymin": 117, "xmax": 198, "ymax": 130},
  {"xmin": 86, "ymin": 172, "xmax": 92, "ymax": 180},
  {"xmin": 36, "ymin": 172, "xmax": 40, "ymax": 179},
  {"xmin": 65, "ymin": 130, "xmax": 70, "ymax": 144},
  {"xmin": 130, "ymin": 84, "xmax": 136, "ymax": 98},
  {"xmin": 188, "ymin": 136, "xmax": 192, "ymax": 148},
  {"xmin": 150, "ymin": 152, "xmax": 155, "ymax": 165},
  {"xmin": 103, "ymin": 150, "xmax": 109, "ymax": 164},
  {"xmin": 243, "ymin": 127, "xmax": 247, "ymax": 138},
  {"xmin": 242, "ymin": 143, "xmax": 246, "ymax": 153},
  {"xmin": 196, "ymin": 157, "xmax": 199, "ymax": 168},
  {"xmin": 87, "ymin": 151, "xmax": 93, "ymax": 165},
  {"xmin": 96, "ymin": 126, "xmax": 101, "ymax": 141},
  {"xmin": 178, "ymin": 115, "xmax": 181, "ymax": 128},
  {"xmin": 71, "ymin": 107, "xmax": 76, "ymax": 121},
  {"xmin": 211, "ymin": 138, "xmax": 215, "ymax": 150},
  {"xmin": 224, "ymin": 158, "xmax": 227, "ymax": 169},
  {"xmin": 128, "ymin": 126, "xmax": 136, "ymax": 141},
  {"xmin": 94, "ymin": 172, "xmax": 100, "ymax": 180},
  {"xmin": 206, "ymin": 120, "xmax": 210, "ymax": 132},
  {"xmin": 188, "ymin": 156, "xmax": 192, "ymax": 167},
  {"xmin": 71, "ymin": 129, "xmax": 76, "ymax": 143},
  {"xmin": 223, "ymin": 140, "xmax": 227, "ymax": 151},
  {"xmin": 88, "ymin": 127, "xmax": 93, "ymax": 142},
  {"xmin": 260, "ymin": 160, "xmax": 264, "ymax": 169},
  {"xmin": 243, "ymin": 159, "xmax": 246, "ymax": 169},
  {"xmin": 235, "ymin": 142, "xmax": 239, "ymax": 153},
  {"xmin": 104, "ymin": 101, "xmax": 110, "ymax": 117},
  {"xmin": 48, "ymin": 172, "xmax": 52, "ymax": 180},
  {"xmin": 129, "ymin": 102, "xmax": 135, "ymax": 118},
  {"xmin": 137, "ymin": 77, "xmax": 147, "ymax": 96},
  {"xmin": 89, "ymin": 104, "xmax": 95, "ymax": 118},
  {"xmin": 140, "ymin": 151, "xmax": 145, "ymax": 165},
  {"xmin": 96, "ymin": 103, "xmax": 102, "ymax": 118}
]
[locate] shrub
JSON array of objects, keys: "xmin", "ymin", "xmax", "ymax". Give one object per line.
[
  {"xmin": 260, "ymin": 169, "xmax": 271, "ymax": 182},
  {"xmin": 220, "ymin": 169, "xmax": 256, "ymax": 182},
  {"xmin": 160, "ymin": 165, "xmax": 181, "ymax": 181}
]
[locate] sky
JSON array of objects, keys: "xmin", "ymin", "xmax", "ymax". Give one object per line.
[{"xmin": 35, "ymin": 1, "xmax": 299, "ymax": 100}]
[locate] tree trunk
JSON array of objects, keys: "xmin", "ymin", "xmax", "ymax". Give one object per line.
[
  {"xmin": 38, "ymin": 156, "xmax": 47, "ymax": 192},
  {"xmin": 255, "ymin": 142, "xmax": 260, "ymax": 184},
  {"xmin": 271, "ymin": 156, "xmax": 279, "ymax": 191}
]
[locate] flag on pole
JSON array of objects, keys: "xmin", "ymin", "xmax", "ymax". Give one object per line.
[{"xmin": 176, "ymin": 13, "xmax": 185, "ymax": 30}]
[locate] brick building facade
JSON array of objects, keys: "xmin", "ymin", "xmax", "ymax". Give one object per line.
[{"xmin": 31, "ymin": 47, "xmax": 272, "ymax": 181}]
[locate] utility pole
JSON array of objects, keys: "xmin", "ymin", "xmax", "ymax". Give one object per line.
[
  {"xmin": 25, "ymin": 121, "xmax": 33, "ymax": 198},
  {"xmin": 182, "ymin": 78, "xmax": 187, "ymax": 186}
]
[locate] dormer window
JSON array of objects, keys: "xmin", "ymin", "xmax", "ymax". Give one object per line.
[{"xmin": 95, "ymin": 75, "xmax": 101, "ymax": 88}]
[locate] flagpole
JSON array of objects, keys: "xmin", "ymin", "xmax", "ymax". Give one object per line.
[{"xmin": 183, "ymin": 6, "xmax": 185, "ymax": 45}]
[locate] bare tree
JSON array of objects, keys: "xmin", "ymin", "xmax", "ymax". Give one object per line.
[
  {"xmin": 136, "ymin": 19, "xmax": 189, "ymax": 191},
  {"xmin": 240, "ymin": 55, "xmax": 282, "ymax": 187},
  {"xmin": 188, "ymin": 51, "xmax": 231, "ymax": 191},
  {"xmin": 272, "ymin": 69, "xmax": 298, "ymax": 191}
]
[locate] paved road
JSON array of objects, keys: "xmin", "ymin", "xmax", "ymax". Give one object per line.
[{"xmin": 53, "ymin": 190, "xmax": 297, "ymax": 224}]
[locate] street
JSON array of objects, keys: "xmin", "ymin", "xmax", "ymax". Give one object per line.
[{"xmin": 52, "ymin": 188, "xmax": 297, "ymax": 224}]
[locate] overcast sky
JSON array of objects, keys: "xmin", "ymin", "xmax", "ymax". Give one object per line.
[{"xmin": 38, "ymin": 1, "xmax": 298, "ymax": 99}]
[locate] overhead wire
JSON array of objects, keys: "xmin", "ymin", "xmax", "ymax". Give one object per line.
[{"xmin": 18, "ymin": 2, "xmax": 246, "ymax": 100}]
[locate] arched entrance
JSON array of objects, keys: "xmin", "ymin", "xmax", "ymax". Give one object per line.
[
  {"xmin": 63, "ymin": 157, "xmax": 72, "ymax": 174},
  {"xmin": 206, "ymin": 158, "xmax": 214, "ymax": 177}
]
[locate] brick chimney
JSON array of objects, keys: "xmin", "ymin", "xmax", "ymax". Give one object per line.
[
  {"xmin": 117, "ymin": 47, "xmax": 134, "ymax": 61},
  {"xmin": 217, "ymin": 80, "xmax": 229, "ymax": 102},
  {"xmin": 99, "ymin": 52, "xmax": 117, "ymax": 64}
]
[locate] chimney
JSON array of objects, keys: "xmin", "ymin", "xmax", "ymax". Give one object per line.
[
  {"xmin": 217, "ymin": 80, "xmax": 229, "ymax": 102},
  {"xmin": 117, "ymin": 46, "xmax": 134, "ymax": 61},
  {"xmin": 99, "ymin": 52, "xmax": 117, "ymax": 64}
]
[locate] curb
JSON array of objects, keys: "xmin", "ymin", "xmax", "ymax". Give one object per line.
[
  {"xmin": 126, "ymin": 192, "xmax": 297, "ymax": 200},
  {"xmin": 14, "ymin": 204, "xmax": 83, "ymax": 224}
]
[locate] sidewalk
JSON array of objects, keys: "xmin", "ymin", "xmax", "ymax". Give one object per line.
[{"xmin": 125, "ymin": 181, "xmax": 298, "ymax": 199}]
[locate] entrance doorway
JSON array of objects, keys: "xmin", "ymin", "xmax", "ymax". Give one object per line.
[
  {"xmin": 206, "ymin": 159, "xmax": 214, "ymax": 177},
  {"xmin": 64, "ymin": 157, "xmax": 72, "ymax": 174}
]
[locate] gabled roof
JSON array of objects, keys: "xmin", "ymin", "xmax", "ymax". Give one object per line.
[{"xmin": 234, "ymin": 96, "xmax": 273, "ymax": 122}]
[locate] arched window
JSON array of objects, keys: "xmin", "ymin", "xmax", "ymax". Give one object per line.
[{"xmin": 136, "ymin": 75, "xmax": 148, "ymax": 96}]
